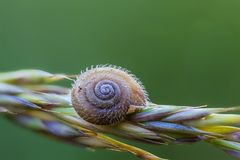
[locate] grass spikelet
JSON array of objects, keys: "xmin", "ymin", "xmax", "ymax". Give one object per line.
[{"xmin": 1, "ymin": 69, "xmax": 240, "ymax": 160}]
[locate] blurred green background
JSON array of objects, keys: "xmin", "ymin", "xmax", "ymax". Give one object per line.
[{"xmin": 1, "ymin": 0, "xmax": 240, "ymax": 160}]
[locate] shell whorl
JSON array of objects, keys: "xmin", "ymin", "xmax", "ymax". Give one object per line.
[{"xmin": 71, "ymin": 66, "xmax": 147, "ymax": 125}]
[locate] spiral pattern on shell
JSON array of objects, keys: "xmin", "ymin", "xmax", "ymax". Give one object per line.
[{"xmin": 71, "ymin": 66, "xmax": 147, "ymax": 125}]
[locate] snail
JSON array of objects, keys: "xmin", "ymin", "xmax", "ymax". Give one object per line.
[{"xmin": 71, "ymin": 66, "xmax": 147, "ymax": 125}]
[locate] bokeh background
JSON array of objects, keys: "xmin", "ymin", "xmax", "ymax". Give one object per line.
[{"xmin": 1, "ymin": 1, "xmax": 240, "ymax": 160}]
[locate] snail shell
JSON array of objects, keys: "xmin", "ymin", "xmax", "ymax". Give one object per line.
[{"xmin": 71, "ymin": 66, "xmax": 147, "ymax": 125}]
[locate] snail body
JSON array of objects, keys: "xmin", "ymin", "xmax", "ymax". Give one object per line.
[{"xmin": 71, "ymin": 66, "xmax": 147, "ymax": 125}]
